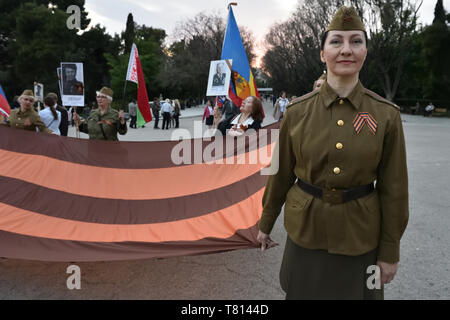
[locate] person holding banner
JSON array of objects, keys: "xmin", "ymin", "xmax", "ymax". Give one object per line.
[
  {"xmin": 73, "ymin": 87, "xmax": 127, "ymax": 141},
  {"xmin": 1, "ymin": 89, "xmax": 53, "ymax": 133},
  {"xmin": 258, "ymin": 6, "xmax": 408, "ymax": 300}
]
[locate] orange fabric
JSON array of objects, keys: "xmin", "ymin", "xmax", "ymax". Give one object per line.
[
  {"xmin": 0, "ymin": 188, "xmax": 264, "ymax": 242},
  {"xmin": 0, "ymin": 144, "xmax": 274, "ymax": 200}
]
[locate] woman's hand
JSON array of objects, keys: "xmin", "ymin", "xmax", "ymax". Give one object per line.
[
  {"xmin": 119, "ymin": 110, "xmax": 125, "ymax": 124},
  {"xmin": 72, "ymin": 113, "xmax": 81, "ymax": 126},
  {"xmin": 257, "ymin": 230, "xmax": 278, "ymax": 251},
  {"xmin": 377, "ymin": 261, "xmax": 398, "ymax": 285},
  {"xmin": 227, "ymin": 129, "xmax": 243, "ymax": 137}
]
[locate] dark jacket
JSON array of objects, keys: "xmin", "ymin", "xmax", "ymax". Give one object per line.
[{"xmin": 56, "ymin": 105, "xmax": 69, "ymax": 136}]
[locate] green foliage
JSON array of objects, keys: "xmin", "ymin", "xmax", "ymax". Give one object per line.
[
  {"xmin": 9, "ymin": 2, "xmax": 79, "ymax": 95},
  {"xmin": 78, "ymin": 25, "xmax": 121, "ymax": 103},
  {"xmin": 433, "ymin": 0, "xmax": 447, "ymax": 24},
  {"xmin": 421, "ymin": 20, "xmax": 450, "ymax": 103},
  {"xmin": 123, "ymin": 13, "xmax": 135, "ymax": 55},
  {"xmin": 0, "ymin": 0, "xmax": 119, "ymax": 106},
  {"xmin": 106, "ymin": 23, "xmax": 167, "ymax": 109},
  {"xmin": 157, "ymin": 12, "xmax": 255, "ymax": 100}
]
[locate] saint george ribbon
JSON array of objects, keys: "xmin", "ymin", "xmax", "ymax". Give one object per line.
[{"xmin": 353, "ymin": 112, "xmax": 378, "ymax": 135}]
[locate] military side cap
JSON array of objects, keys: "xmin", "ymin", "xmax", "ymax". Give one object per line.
[
  {"xmin": 327, "ymin": 6, "xmax": 366, "ymax": 32},
  {"xmin": 96, "ymin": 87, "xmax": 114, "ymax": 100},
  {"xmin": 20, "ymin": 89, "xmax": 35, "ymax": 99}
]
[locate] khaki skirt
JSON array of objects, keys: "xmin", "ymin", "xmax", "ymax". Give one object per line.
[{"xmin": 280, "ymin": 236, "xmax": 384, "ymax": 300}]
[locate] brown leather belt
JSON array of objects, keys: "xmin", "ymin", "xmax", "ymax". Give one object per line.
[{"xmin": 296, "ymin": 178, "xmax": 374, "ymax": 205}]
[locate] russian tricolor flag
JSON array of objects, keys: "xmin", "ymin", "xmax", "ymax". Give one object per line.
[
  {"xmin": 0, "ymin": 84, "xmax": 11, "ymax": 118},
  {"xmin": 214, "ymin": 96, "xmax": 225, "ymax": 108}
]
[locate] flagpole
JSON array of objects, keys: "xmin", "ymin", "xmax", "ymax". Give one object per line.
[
  {"xmin": 122, "ymin": 80, "xmax": 128, "ymax": 112},
  {"xmin": 227, "ymin": 2, "xmax": 237, "ymax": 9},
  {"xmin": 74, "ymin": 106, "xmax": 80, "ymax": 138}
]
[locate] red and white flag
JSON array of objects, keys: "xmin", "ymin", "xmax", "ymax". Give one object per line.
[{"xmin": 126, "ymin": 43, "xmax": 152, "ymax": 125}]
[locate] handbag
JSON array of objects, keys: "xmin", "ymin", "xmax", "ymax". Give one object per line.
[
  {"xmin": 273, "ymin": 98, "xmax": 282, "ymax": 119},
  {"xmin": 205, "ymin": 115, "xmax": 214, "ymax": 126}
]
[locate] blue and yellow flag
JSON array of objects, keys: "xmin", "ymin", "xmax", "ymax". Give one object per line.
[{"xmin": 221, "ymin": 6, "xmax": 260, "ymax": 108}]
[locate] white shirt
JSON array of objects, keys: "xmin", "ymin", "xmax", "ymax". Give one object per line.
[
  {"xmin": 161, "ymin": 102, "xmax": 173, "ymax": 113},
  {"xmin": 231, "ymin": 114, "xmax": 254, "ymax": 126},
  {"xmin": 39, "ymin": 107, "xmax": 61, "ymax": 135},
  {"xmin": 278, "ymin": 98, "xmax": 289, "ymax": 114}
]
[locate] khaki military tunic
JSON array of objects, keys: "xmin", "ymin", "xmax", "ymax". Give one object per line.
[
  {"xmin": 2, "ymin": 108, "xmax": 53, "ymax": 133},
  {"xmin": 259, "ymin": 80, "xmax": 408, "ymax": 264},
  {"xmin": 79, "ymin": 107, "xmax": 127, "ymax": 141}
]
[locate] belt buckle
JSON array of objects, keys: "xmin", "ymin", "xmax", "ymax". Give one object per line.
[{"xmin": 322, "ymin": 188, "xmax": 344, "ymax": 205}]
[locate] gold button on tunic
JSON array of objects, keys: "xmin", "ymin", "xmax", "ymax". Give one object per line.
[{"xmin": 259, "ymin": 80, "xmax": 409, "ymax": 264}]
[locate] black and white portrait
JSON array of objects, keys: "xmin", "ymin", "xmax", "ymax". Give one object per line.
[
  {"xmin": 212, "ymin": 62, "xmax": 226, "ymax": 87},
  {"xmin": 206, "ymin": 59, "xmax": 232, "ymax": 97},
  {"xmin": 34, "ymin": 83, "xmax": 44, "ymax": 102},
  {"xmin": 61, "ymin": 63, "xmax": 84, "ymax": 96},
  {"xmin": 61, "ymin": 62, "xmax": 85, "ymax": 107}
]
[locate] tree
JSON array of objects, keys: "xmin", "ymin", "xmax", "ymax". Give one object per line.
[
  {"xmin": 0, "ymin": 0, "xmax": 91, "ymax": 99},
  {"xmin": 433, "ymin": 0, "xmax": 447, "ymax": 24},
  {"xmin": 7, "ymin": 2, "xmax": 80, "ymax": 96},
  {"xmin": 364, "ymin": 0, "xmax": 423, "ymax": 101},
  {"xmin": 420, "ymin": 0, "xmax": 450, "ymax": 102},
  {"xmin": 123, "ymin": 13, "xmax": 135, "ymax": 55},
  {"xmin": 158, "ymin": 11, "xmax": 256, "ymax": 99},
  {"xmin": 77, "ymin": 25, "xmax": 121, "ymax": 103},
  {"xmin": 106, "ymin": 23, "xmax": 167, "ymax": 107},
  {"xmin": 262, "ymin": 0, "xmax": 423, "ymax": 101},
  {"xmin": 262, "ymin": 0, "xmax": 333, "ymax": 96}
]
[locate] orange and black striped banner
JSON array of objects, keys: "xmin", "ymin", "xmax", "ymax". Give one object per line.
[{"xmin": 0, "ymin": 124, "xmax": 278, "ymax": 261}]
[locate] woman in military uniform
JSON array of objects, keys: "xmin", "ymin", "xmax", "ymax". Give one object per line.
[
  {"xmin": 257, "ymin": 6, "xmax": 408, "ymax": 300},
  {"xmin": 73, "ymin": 87, "xmax": 127, "ymax": 141},
  {"xmin": 1, "ymin": 89, "xmax": 53, "ymax": 134}
]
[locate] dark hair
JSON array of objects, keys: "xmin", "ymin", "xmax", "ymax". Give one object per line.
[
  {"xmin": 64, "ymin": 63, "xmax": 77, "ymax": 71},
  {"xmin": 249, "ymin": 96, "xmax": 264, "ymax": 122},
  {"xmin": 320, "ymin": 30, "xmax": 368, "ymax": 50},
  {"xmin": 44, "ymin": 96, "xmax": 58, "ymax": 120}
]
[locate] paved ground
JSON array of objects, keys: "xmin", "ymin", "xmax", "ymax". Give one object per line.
[
  {"xmin": 1, "ymin": 104, "xmax": 449, "ymax": 299},
  {"xmin": 66, "ymin": 102, "xmax": 278, "ymax": 141}
]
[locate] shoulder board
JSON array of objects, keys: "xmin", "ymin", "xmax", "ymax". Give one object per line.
[
  {"xmin": 365, "ymin": 89, "xmax": 400, "ymax": 110},
  {"xmin": 287, "ymin": 89, "xmax": 319, "ymax": 109}
]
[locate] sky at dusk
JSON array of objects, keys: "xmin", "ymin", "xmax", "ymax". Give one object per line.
[{"xmin": 84, "ymin": 0, "xmax": 450, "ymax": 66}]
